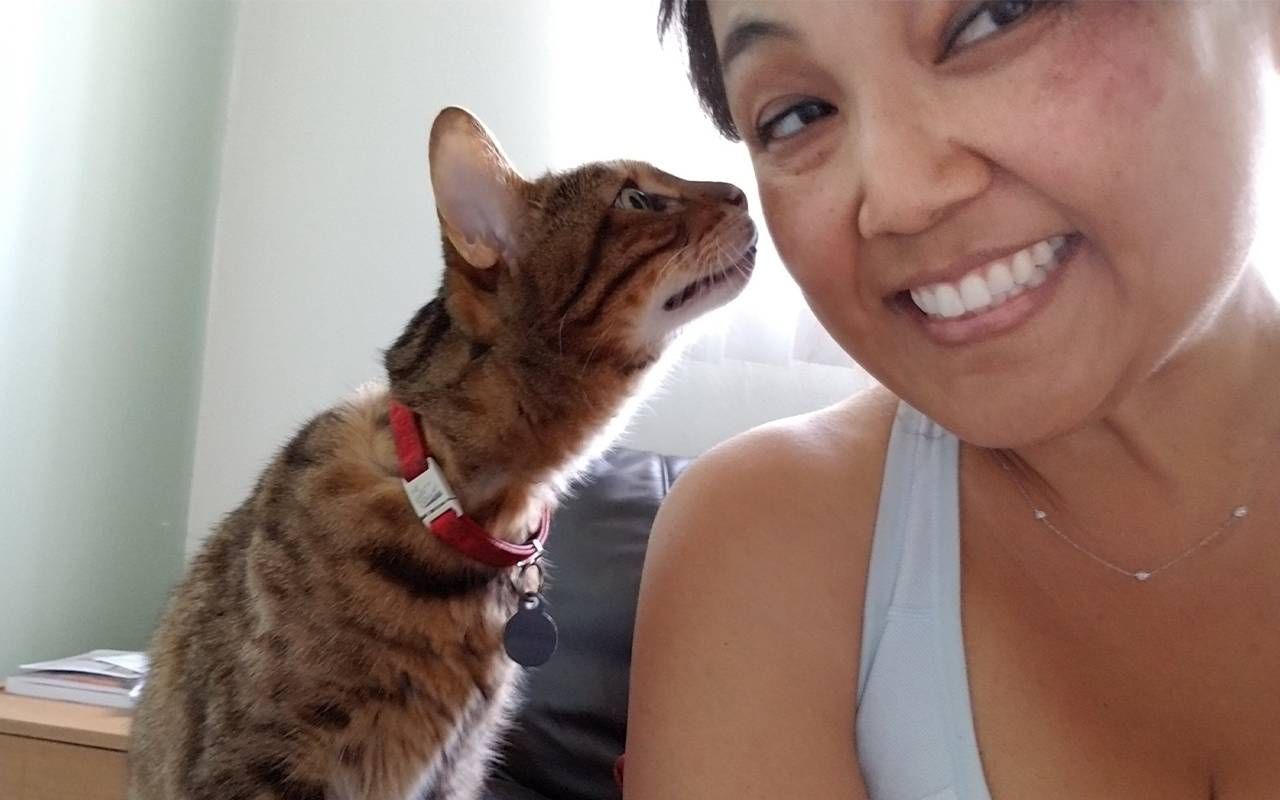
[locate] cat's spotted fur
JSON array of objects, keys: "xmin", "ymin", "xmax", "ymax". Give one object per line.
[{"xmin": 129, "ymin": 107, "xmax": 755, "ymax": 800}]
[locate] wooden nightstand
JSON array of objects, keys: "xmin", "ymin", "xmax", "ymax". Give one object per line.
[{"xmin": 0, "ymin": 688, "xmax": 131, "ymax": 800}]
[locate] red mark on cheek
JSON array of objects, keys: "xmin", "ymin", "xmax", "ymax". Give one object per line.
[{"xmin": 1041, "ymin": 6, "xmax": 1167, "ymax": 125}]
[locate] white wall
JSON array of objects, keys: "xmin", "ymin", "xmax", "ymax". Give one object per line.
[
  {"xmin": 0, "ymin": 1, "xmax": 236, "ymax": 676},
  {"xmin": 187, "ymin": 2, "xmax": 864, "ymax": 553}
]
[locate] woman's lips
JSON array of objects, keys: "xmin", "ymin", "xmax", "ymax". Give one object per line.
[{"xmin": 907, "ymin": 235, "xmax": 1082, "ymax": 347}]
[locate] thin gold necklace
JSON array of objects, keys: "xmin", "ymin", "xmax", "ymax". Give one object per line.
[{"xmin": 991, "ymin": 451, "xmax": 1255, "ymax": 583}]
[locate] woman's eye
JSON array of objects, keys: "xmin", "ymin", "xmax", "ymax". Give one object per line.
[
  {"xmin": 945, "ymin": 0, "xmax": 1040, "ymax": 55},
  {"xmin": 756, "ymin": 100, "xmax": 836, "ymax": 147},
  {"xmin": 615, "ymin": 186, "xmax": 655, "ymax": 211}
]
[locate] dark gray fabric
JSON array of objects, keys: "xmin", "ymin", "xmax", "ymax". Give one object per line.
[
  {"xmin": 482, "ymin": 778, "xmax": 559, "ymax": 800},
  {"xmin": 483, "ymin": 447, "xmax": 690, "ymax": 800}
]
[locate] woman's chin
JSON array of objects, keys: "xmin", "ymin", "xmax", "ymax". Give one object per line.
[{"xmin": 908, "ymin": 383, "xmax": 1111, "ymax": 450}]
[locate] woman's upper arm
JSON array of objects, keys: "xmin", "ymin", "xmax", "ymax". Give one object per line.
[{"xmin": 624, "ymin": 396, "xmax": 893, "ymax": 799}]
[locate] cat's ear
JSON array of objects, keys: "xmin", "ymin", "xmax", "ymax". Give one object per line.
[{"xmin": 428, "ymin": 107, "xmax": 527, "ymax": 270}]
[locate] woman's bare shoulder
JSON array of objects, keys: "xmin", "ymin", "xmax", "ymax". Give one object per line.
[
  {"xmin": 624, "ymin": 385, "xmax": 897, "ymax": 799},
  {"xmin": 667, "ymin": 383, "xmax": 897, "ymax": 523}
]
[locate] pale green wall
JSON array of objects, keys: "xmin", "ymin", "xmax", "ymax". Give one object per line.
[{"xmin": 0, "ymin": 2, "xmax": 237, "ymax": 677}]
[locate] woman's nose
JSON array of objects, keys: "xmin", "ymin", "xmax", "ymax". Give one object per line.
[{"xmin": 854, "ymin": 96, "xmax": 990, "ymax": 238}]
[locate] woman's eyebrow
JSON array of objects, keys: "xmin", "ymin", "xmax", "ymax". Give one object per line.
[{"xmin": 720, "ymin": 17, "xmax": 801, "ymax": 74}]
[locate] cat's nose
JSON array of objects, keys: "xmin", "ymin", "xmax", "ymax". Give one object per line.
[
  {"xmin": 688, "ymin": 180, "xmax": 748, "ymax": 210},
  {"xmin": 707, "ymin": 182, "xmax": 747, "ymax": 209},
  {"xmin": 723, "ymin": 186, "xmax": 747, "ymax": 209}
]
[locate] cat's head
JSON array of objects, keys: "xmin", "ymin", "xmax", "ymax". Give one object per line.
[{"xmin": 427, "ymin": 106, "xmax": 755, "ymax": 369}]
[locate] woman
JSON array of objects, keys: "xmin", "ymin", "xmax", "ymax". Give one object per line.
[{"xmin": 626, "ymin": 2, "xmax": 1280, "ymax": 798}]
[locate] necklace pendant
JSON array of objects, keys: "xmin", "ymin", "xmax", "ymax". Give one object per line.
[
  {"xmin": 1133, "ymin": 571, "xmax": 1152, "ymax": 582},
  {"xmin": 1033, "ymin": 509, "xmax": 1047, "ymax": 520},
  {"xmin": 1232, "ymin": 506, "xmax": 1249, "ymax": 519}
]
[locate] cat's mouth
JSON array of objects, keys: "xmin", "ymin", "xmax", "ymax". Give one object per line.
[{"xmin": 662, "ymin": 245, "xmax": 757, "ymax": 313}]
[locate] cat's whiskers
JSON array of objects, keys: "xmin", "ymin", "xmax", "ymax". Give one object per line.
[
  {"xmin": 655, "ymin": 243, "xmax": 692, "ymax": 286},
  {"xmin": 724, "ymin": 234, "xmax": 749, "ymax": 280},
  {"xmin": 708, "ymin": 239, "xmax": 729, "ymax": 278},
  {"xmin": 580, "ymin": 316, "xmax": 620, "ymax": 383},
  {"xmin": 717, "ymin": 218, "xmax": 755, "ymax": 282},
  {"xmin": 557, "ymin": 243, "xmax": 692, "ymax": 360}
]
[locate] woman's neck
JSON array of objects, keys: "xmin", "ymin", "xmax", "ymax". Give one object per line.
[{"xmin": 1002, "ymin": 268, "xmax": 1280, "ymax": 558}]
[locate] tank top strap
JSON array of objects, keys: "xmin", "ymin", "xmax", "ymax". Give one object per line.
[
  {"xmin": 857, "ymin": 402, "xmax": 960, "ymax": 696},
  {"xmin": 855, "ymin": 400, "xmax": 991, "ymax": 800}
]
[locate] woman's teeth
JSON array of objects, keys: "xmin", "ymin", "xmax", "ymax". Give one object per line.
[{"xmin": 910, "ymin": 236, "xmax": 1068, "ymax": 319}]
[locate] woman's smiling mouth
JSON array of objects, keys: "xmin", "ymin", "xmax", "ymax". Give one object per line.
[{"xmin": 896, "ymin": 234, "xmax": 1083, "ymax": 346}]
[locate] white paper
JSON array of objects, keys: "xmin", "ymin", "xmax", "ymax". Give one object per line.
[
  {"xmin": 19, "ymin": 649, "xmax": 149, "ymax": 679},
  {"xmin": 96, "ymin": 651, "xmax": 149, "ymax": 674}
]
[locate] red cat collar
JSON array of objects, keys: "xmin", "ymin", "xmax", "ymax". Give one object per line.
[{"xmin": 388, "ymin": 398, "xmax": 549, "ymax": 569}]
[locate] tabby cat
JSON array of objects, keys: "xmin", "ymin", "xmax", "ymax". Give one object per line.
[{"xmin": 128, "ymin": 106, "xmax": 756, "ymax": 800}]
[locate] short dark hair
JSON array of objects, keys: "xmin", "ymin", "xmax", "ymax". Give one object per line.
[{"xmin": 658, "ymin": 0, "xmax": 741, "ymax": 141}]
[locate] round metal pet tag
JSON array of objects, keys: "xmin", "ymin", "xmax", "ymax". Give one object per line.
[{"xmin": 504, "ymin": 592, "xmax": 558, "ymax": 668}]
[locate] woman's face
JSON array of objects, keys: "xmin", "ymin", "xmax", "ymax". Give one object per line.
[{"xmin": 708, "ymin": 1, "xmax": 1279, "ymax": 445}]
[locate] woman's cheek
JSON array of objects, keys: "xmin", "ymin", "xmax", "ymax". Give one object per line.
[
  {"xmin": 1039, "ymin": 5, "xmax": 1164, "ymax": 107},
  {"xmin": 756, "ymin": 164, "xmax": 853, "ymax": 298},
  {"xmin": 1029, "ymin": 5, "xmax": 1168, "ymax": 177}
]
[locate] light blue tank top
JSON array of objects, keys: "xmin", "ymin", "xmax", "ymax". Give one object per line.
[{"xmin": 855, "ymin": 402, "xmax": 993, "ymax": 800}]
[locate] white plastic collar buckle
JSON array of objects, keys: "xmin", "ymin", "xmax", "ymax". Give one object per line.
[
  {"xmin": 402, "ymin": 457, "xmax": 463, "ymax": 523},
  {"xmin": 516, "ymin": 537, "xmax": 545, "ymax": 569}
]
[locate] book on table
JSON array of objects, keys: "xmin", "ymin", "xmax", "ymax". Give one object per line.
[{"xmin": 2, "ymin": 649, "xmax": 148, "ymax": 709}]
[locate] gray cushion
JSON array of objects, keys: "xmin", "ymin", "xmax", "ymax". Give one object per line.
[{"xmin": 484, "ymin": 447, "xmax": 690, "ymax": 800}]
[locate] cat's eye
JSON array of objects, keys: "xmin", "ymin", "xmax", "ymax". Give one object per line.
[
  {"xmin": 942, "ymin": 0, "xmax": 1046, "ymax": 58},
  {"xmin": 756, "ymin": 99, "xmax": 837, "ymax": 148},
  {"xmin": 615, "ymin": 186, "xmax": 659, "ymax": 212}
]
